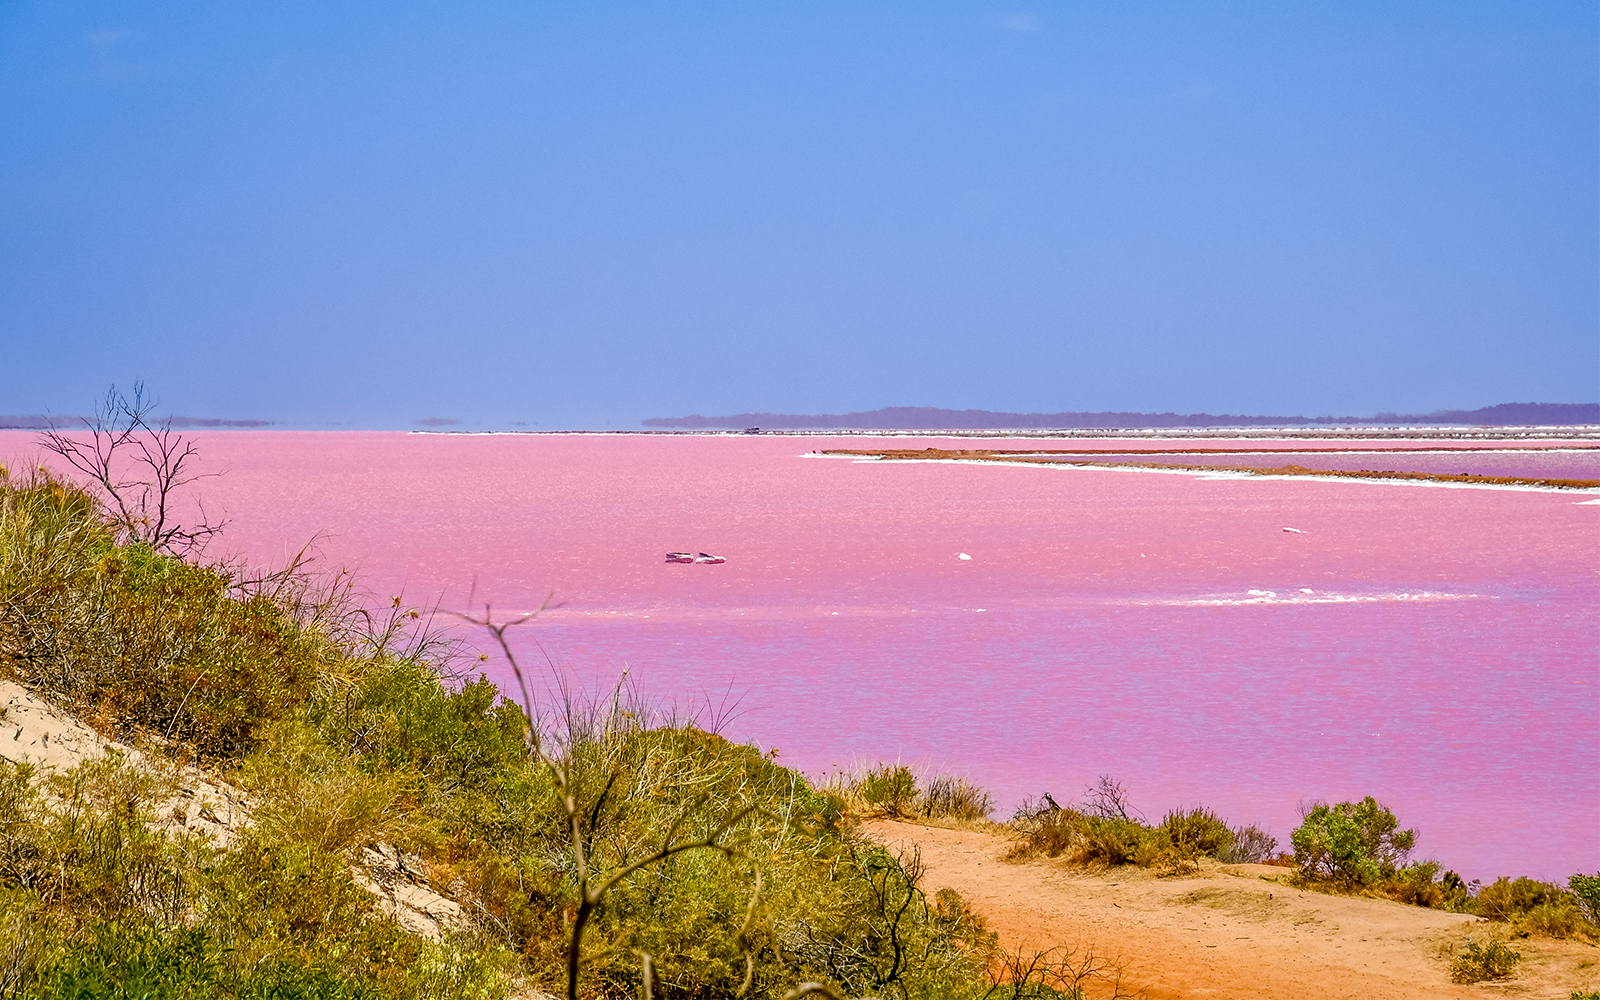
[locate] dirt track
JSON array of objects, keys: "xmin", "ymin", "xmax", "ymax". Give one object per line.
[{"xmin": 862, "ymin": 819, "xmax": 1599, "ymax": 1000}]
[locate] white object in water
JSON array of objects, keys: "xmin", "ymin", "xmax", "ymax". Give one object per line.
[
  {"xmin": 665, "ymin": 552, "xmax": 695, "ymax": 563},
  {"xmin": 957, "ymin": 552, "xmax": 972, "ymax": 560},
  {"xmin": 1300, "ymin": 588, "xmax": 1314, "ymax": 594},
  {"xmin": 694, "ymin": 552, "xmax": 727, "ymax": 564},
  {"xmin": 1282, "ymin": 527, "xmax": 1304, "ymax": 533}
]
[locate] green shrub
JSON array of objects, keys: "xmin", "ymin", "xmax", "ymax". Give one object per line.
[
  {"xmin": 1158, "ymin": 808, "xmax": 1233, "ymax": 859},
  {"xmin": 1449, "ymin": 939, "xmax": 1520, "ymax": 983},
  {"xmin": 1476, "ymin": 876, "xmax": 1559, "ymax": 921},
  {"xmin": 1570, "ymin": 873, "xmax": 1600, "ymax": 924},
  {"xmin": 1290, "ymin": 797, "xmax": 1414, "ymax": 886},
  {"xmin": 1375, "ymin": 860, "xmax": 1472, "ymax": 910},
  {"xmin": 24, "ymin": 922, "xmax": 387, "ymax": 1000},
  {"xmin": 856, "ymin": 764, "xmax": 919, "ymax": 817},
  {"xmin": 1076, "ymin": 815, "xmax": 1156, "ymax": 867}
]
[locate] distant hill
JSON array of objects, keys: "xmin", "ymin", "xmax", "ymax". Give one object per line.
[
  {"xmin": 0, "ymin": 415, "xmax": 273, "ymax": 429},
  {"xmin": 643, "ymin": 402, "xmax": 1600, "ymax": 430}
]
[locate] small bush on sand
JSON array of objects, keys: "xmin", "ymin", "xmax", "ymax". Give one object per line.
[
  {"xmin": 1079, "ymin": 816, "xmax": 1158, "ymax": 867},
  {"xmin": 1473, "ymin": 877, "xmax": 1599, "ymax": 942},
  {"xmin": 857, "ymin": 764, "xmax": 919, "ymax": 817},
  {"xmin": 1376, "ymin": 861, "xmax": 1472, "ymax": 910},
  {"xmin": 1158, "ymin": 808, "xmax": 1233, "ymax": 859},
  {"xmin": 1005, "ymin": 796, "xmax": 1078, "ymax": 861},
  {"xmin": 1449, "ymin": 939, "xmax": 1520, "ymax": 983},
  {"xmin": 1218, "ymin": 824, "xmax": 1277, "ymax": 865}
]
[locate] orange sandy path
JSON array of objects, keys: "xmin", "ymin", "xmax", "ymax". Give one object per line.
[{"xmin": 862, "ymin": 820, "xmax": 1599, "ymax": 1000}]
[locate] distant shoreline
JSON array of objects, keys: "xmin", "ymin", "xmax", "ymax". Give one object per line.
[{"xmin": 819, "ymin": 445, "xmax": 1600, "ymax": 491}]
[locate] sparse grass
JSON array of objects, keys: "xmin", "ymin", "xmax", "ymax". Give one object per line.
[{"xmin": 829, "ymin": 764, "xmax": 994, "ymax": 825}]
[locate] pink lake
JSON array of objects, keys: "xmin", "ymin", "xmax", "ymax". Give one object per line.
[{"xmin": 5, "ymin": 430, "xmax": 1596, "ymax": 884}]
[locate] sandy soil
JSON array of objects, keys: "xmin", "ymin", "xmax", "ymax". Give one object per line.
[
  {"xmin": 863, "ymin": 819, "xmax": 1599, "ymax": 1000},
  {"xmin": 0, "ymin": 679, "xmax": 465, "ymax": 941}
]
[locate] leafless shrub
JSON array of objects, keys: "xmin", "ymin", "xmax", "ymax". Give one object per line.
[
  {"xmin": 40, "ymin": 383, "xmax": 224, "ymax": 556},
  {"xmin": 985, "ymin": 942, "xmax": 1142, "ymax": 999},
  {"xmin": 1085, "ymin": 775, "xmax": 1140, "ymax": 822},
  {"xmin": 1219, "ymin": 824, "xmax": 1278, "ymax": 864}
]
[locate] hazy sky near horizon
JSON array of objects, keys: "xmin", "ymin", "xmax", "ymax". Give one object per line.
[{"xmin": 2, "ymin": 3, "xmax": 1596, "ymax": 429}]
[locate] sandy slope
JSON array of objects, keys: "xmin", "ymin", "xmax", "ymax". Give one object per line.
[
  {"xmin": 863, "ymin": 819, "xmax": 1599, "ymax": 1000},
  {"xmin": 0, "ymin": 679, "xmax": 466, "ymax": 942}
]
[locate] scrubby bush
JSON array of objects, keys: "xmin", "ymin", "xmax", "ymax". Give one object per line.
[
  {"xmin": 1473, "ymin": 877, "xmax": 1598, "ymax": 942},
  {"xmin": 1290, "ymin": 797, "xmax": 1414, "ymax": 886},
  {"xmin": 1003, "ymin": 786, "xmax": 1160, "ymax": 869},
  {"xmin": 1375, "ymin": 861, "xmax": 1471, "ymax": 910},
  {"xmin": 1005, "ymin": 796, "xmax": 1078, "ymax": 861},
  {"xmin": 856, "ymin": 764, "xmax": 919, "ymax": 817},
  {"xmin": 1217, "ymin": 824, "xmax": 1277, "ymax": 865},
  {"xmin": 1078, "ymin": 816, "xmax": 1158, "ymax": 867},
  {"xmin": 1449, "ymin": 939, "xmax": 1520, "ymax": 983},
  {"xmin": 1158, "ymin": 808, "xmax": 1233, "ymax": 859},
  {"xmin": 1568, "ymin": 873, "xmax": 1600, "ymax": 924}
]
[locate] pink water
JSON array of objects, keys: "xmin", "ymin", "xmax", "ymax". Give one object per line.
[{"xmin": 6, "ymin": 431, "xmax": 1596, "ymax": 883}]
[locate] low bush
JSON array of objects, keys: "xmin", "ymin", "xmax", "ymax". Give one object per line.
[
  {"xmin": 1459, "ymin": 876, "xmax": 1598, "ymax": 943},
  {"xmin": 1477, "ymin": 876, "xmax": 1561, "ymax": 921},
  {"xmin": 1005, "ymin": 797, "xmax": 1078, "ymax": 861},
  {"xmin": 1567, "ymin": 873, "xmax": 1600, "ymax": 924},
  {"xmin": 1449, "ymin": 939, "xmax": 1520, "ymax": 983},
  {"xmin": 1375, "ymin": 861, "xmax": 1471, "ymax": 910},
  {"xmin": 1218, "ymin": 824, "xmax": 1277, "ymax": 865},
  {"xmin": 856, "ymin": 765, "xmax": 919, "ymax": 817},
  {"xmin": 1157, "ymin": 808, "xmax": 1232, "ymax": 859}
]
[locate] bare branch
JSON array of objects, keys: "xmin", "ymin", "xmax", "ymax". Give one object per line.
[{"xmin": 38, "ymin": 383, "xmax": 225, "ymax": 555}]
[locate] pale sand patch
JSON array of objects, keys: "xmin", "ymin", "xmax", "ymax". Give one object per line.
[
  {"xmin": 0, "ymin": 679, "xmax": 465, "ymax": 942},
  {"xmin": 862, "ymin": 819, "xmax": 1600, "ymax": 1000}
]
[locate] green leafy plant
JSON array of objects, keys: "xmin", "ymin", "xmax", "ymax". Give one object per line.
[
  {"xmin": 1290, "ymin": 797, "xmax": 1414, "ymax": 886},
  {"xmin": 857, "ymin": 765, "xmax": 919, "ymax": 818},
  {"xmin": 1569, "ymin": 873, "xmax": 1600, "ymax": 924}
]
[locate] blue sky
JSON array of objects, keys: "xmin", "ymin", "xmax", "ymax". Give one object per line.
[{"xmin": 2, "ymin": 2, "xmax": 1595, "ymax": 428}]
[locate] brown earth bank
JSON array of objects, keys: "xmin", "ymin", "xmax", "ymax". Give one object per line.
[
  {"xmin": 862, "ymin": 819, "xmax": 1600, "ymax": 1000},
  {"xmin": 822, "ymin": 448, "xmax": 1600, "ymax": 490}
]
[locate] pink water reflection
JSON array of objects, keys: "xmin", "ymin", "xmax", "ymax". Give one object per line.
[{"xmin": 4, "ymin": 430, "xmax": 1595, "ymax": 883}]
